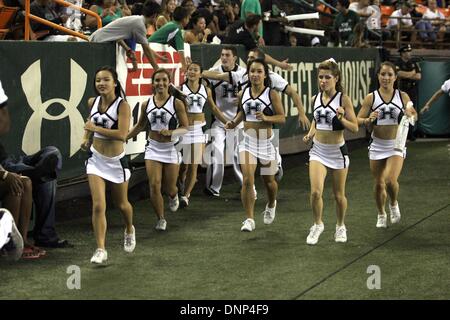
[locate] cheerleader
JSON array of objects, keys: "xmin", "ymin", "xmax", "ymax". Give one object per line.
[
  {"xmin": 303, "ymin": 59, "xmax": 358, "ymax": 245},
  {"xmin": 357, "ymin": 61, "xmax": 417, "ymax": 228},
  {"xmin": 225, "ymin": 58, "xmax": 285, "ymax": 232},
  {"xmin": 82, "ymin": 66, "xmax": 134, "ymax": 264},
  {"xmin": 128, "ymin": 69, "xmax": 188, "ymax": 231},
  {"xmin": 178, "ymin": 62, "xmax": 227, "ymax": 208}
]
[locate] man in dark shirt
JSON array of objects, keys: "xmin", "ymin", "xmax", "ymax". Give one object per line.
[
  {"xmin": 225, "ymin": 14, "xmax": 293, "ymax": 70},
  {"xmin": 226, "ymin": 13, "xmax": 261, "ymax": 51},
  {"xmin": 261, "ymin": 0, "xmax": 288, "ymax": 46},
  {"xmin": 30, "ymin": 0, "xmax": 68, "ymax": 38},
  {"xmin": 396, "ymin": 44, "xmax": 421, "ymax": 140},
  {"xmin": 333, "ymin": 0, "xmax": 360, "ymax": 46}
]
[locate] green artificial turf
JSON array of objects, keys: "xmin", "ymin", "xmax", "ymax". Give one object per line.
[{"xmin": 1, "ymin": 140, "xmax": 449, "ymax": 300}]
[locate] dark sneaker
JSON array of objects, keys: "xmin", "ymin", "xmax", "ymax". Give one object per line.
[{"xmin": 203, "ymin": 187, "xmax": 220, "ymax": 197}]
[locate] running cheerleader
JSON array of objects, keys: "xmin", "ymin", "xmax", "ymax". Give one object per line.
[
  {"xmin": 225, "ymin": 58, "xmax": 285, "ymax": 232},
  {"xmin": 357, "ymin": 61, "xmax": 417, "ymax": 228},
  {"xmin": 303, "ymin": 59, "xmax": 358, "ymax": 245},
  {"xmin": 128, "ymin": 69, "xmax": 188, "ymax": 231},
  {"xmin": 82, "ymin": 66, "xmax": 135, "ymax": 264},
  {"xmin": 178, "ymin": 62, "xmax": 228, "ymax": 208}
]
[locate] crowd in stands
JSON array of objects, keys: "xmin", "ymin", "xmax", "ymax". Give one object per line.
[{"xmin": 1, "ymin": 0, "xmax": 450, "ymax": 47}]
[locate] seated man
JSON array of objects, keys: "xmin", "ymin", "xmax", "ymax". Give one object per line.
[
  {"xmin": 387, "ymin": 2, "xmax": 415, "ymax": 41},
  {"xmin": 0, "ymin": 80, "xmax": 71, "ymax": 249}
]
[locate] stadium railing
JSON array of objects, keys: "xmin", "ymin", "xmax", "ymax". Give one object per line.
[{"xmin": 23, "ymin": 0, "xmax": 102, "ymax": 41}]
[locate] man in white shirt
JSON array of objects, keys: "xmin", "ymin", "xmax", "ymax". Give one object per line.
[
  {"xmin": 387, "ymin": 2, "xmax": 414, "ymax": 41},
  {"xmin": 349, "ymin": 0, "xmax": 380, "ymax": 30},
  {"xmin": 416, "ymin": 0, "xmax": 445, "ymax": 42}
]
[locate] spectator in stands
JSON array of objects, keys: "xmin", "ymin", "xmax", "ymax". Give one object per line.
[
  {"xmin": 29, "ymin": 0, "xmax": 80, "ymax": 41},
  {"xmin": 387, "ymin": 1, "xmax": 415, "ymax": 41},
  {"xmin": 225, "ymin": 14, "xmax": 292, "ymax": 70},
  {"xmin": 352, "ymin": 21, "xmax": 371, "ymax": 47},
  {"xmin": 260, "ymin": 0, "xmax": 289, "ymax": 46},
  {"xmin": 240, "ymin": 0, "xmax": 264, "ymax": 45},
  {"xmin": 194, "ymin": 1, "xmax": 220, "ymax": 35},
  {"xmin": 350, "ymin": 0, "xmax": 384, "ymax": 41},
  {"xmin": 86, "ymin": 0, "xmax": 132, "ymax": 30},
  {"xmin": 289, "ymin": 33, "xmax": 298, "ymax": 46},
  {"xmin": 333, "ymin": 0, "xmax": 361, "ymax": 46},
  {"xmin": 89, "ymin": 0, "xmax": 163, "ymax": 71},
  {"xmin": 184, "ymin": 13, "xmax": 212, "ymax": 43},
  {"xmin": 181, "ymin": 0, "xmax": 196, "ymax": 16},
  {"xmin": 395, "ymin": 44, "xmax": 421, "ymax": 140},
  {"xmin": 226, "ymin": 14, "xmax": 261, "ymax": 50},
  {"xmin": 155, "ymin": 0, "xmax": 177, "ymax": 28},
  {"xmin": 212, "ymin": 0, "xmax": 239, "ymax": 35},
  {"xmin": 149, "ymin": 6, "xmax": 192, "ymax": 72},
  {"xmin": 416, "ymin": 0, "xmax": 446, "ymax": 42}
]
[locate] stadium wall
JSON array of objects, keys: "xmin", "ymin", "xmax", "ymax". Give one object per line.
[{"xmin": 1, "ymin": 41, "xmax": 383, "ymax": 181}]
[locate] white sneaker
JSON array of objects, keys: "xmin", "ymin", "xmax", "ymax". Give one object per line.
[
  {"xmin": 155, "ymin": 218, "xmax": 167, "ymax": 231},
  {"xmin": 168, "ymin": 195, "xmax": 179, "ymax": 212},
  {"xmin": 334, "ymin": 225, "xmax": 347, "ymax": 243},
  {"xmin": 124, "ymin": 225, "xmax": 136, "ymax": 253},
  {"xmin": 240, "ymin": 218, "xmax": 255, "ymax": 232},
  {"xmin": 90, "ymin": 248, "xmax": 108, "ymax": 264},
  {"xmin": 262, "ymin": 201, "xmax": 277, "ymax": 225},
  {"xmin": 306, "ymin": 223, "xmax": 324, "ymax": 245},
  {"xmin": 376, "ymin": 214, "xmax": 387, "ymax": 228},
  {"xmin": 180, "ymin": 196, "xmax": 189, "ymax": 208},
  {"xmin": 389, "ymin": 202, "xmax": 401, "ymax": 224}
]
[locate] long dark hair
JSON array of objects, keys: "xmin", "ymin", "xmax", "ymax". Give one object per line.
[
  {"xmin": 246, "ymin": 58, "xmax": 271, "ymax": 88},
  {"xmin": 94, "ymin": 66, "xmax": 125, "ymax": 99}
]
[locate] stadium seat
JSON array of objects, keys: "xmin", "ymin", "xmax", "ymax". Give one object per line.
[
  {"xmin": 0, "ymin": 5, "xmax": 19, "ymax": 39},
  {"xmin": 438, "ymin": 7, "xmax": 450, "ymax": 17},
  {"xmin": 380, "ymin": 5, "xmax": 395, "ymax": 27}
]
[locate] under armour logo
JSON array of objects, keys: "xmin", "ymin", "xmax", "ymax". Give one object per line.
[
  {"xmin": 316, "ymin": 109, "xmax": 332, "ymax": 124},
  {"xmin": 379, "ymin": 106, "xmax": 395, "ymax": 120},
  {"xmin": 246, "ymin": 101, "xmax": 261, "ymax": 115},
  {"xmin": 221, "ymin": 84, "xmax": 236, "ymax": 98},
  {"xmin": 151, "ymin": 110, "xmax": 167, "ymax": 124},
  {"xmin": 21, "ymin": 59, "xmax": 86, "ymax": 157}
]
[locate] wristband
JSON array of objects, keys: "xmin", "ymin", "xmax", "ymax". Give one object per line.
[{"xmin": 2, "ymin": 171, "xmax": 8, "ymax": 180}]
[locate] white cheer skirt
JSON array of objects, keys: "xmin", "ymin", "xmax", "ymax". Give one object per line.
[
  {"xmin": 180, "ymin": 122, "xmax": 207, "ymax": 145},
  {"xmin": 368, "ymin": 135, "xmax": 406, "ymax": 160},
  {"xmin": 238, "ymin": 132, "xmax": 276, "ymax": 162},
  {"xmin": 86, "ymin": 146, "xmax": 131, "ymax": 183},
  {"xmin": 144, "ymin": 139, "xmax": 181, "ymax": 164},
  {"xmin": 309, "ymin": 139, "xmax": 349, "ymax": 170}
]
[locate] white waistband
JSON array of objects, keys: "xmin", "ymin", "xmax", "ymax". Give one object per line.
[
  {"xmin": 312, "ymin": 138, "xmax": 345, "ymax": 148},
  {"xmin": 90, "ymin": 145, "xmax": 125, "ymax": 161}
]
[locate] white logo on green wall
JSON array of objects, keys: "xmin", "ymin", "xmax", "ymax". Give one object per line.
[{"xmin": 21, "ymin": 59, "xmax": 86, "ymax": 157}]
